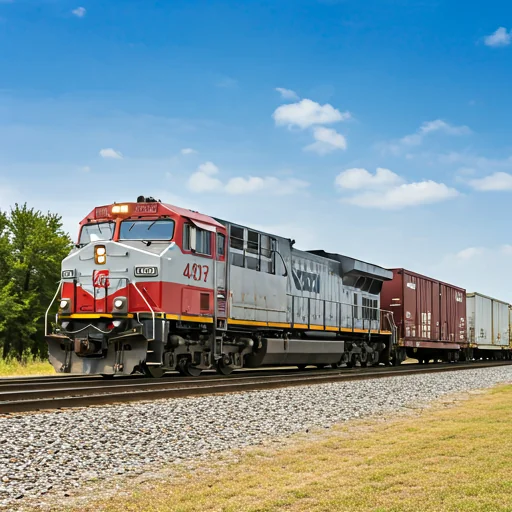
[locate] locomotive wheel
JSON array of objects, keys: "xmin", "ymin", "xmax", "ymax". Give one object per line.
[
  {"xmin": 100, "ymin": 373, "xmax": 115, "ymax": 379},
  {"xmin": 177, "ymin": 358, "xmax": 202, "ymax": 377},
  {"xmin": 216, "ymin": 359, "xmax": 235, "ymax": 376},
  {"xmin": 143, "ymin": 364, "xmax": 166, "ymax": 378}
]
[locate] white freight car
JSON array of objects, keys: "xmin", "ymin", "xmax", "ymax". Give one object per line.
[{"xmin": 467, "ymin": 292, "xmax": 510, "ymax": 358}]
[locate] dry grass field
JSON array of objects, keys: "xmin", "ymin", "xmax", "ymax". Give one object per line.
[{"xmin": 71, "ymin": 384, "xmax": 512, "ymax": 512}]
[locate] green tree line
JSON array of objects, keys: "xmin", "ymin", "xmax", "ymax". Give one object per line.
[{"xmin": 0, "ymin": 204, "xmax": 72, "ymax": 360}]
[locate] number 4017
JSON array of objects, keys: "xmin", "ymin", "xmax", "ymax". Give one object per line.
[{"xmin": 183, "ymin": 263, "xmax": 209, "ymax": 282}]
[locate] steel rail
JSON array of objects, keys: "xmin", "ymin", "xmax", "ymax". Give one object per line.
[
  {"xmin": 0, "ymin": 368, "xmax": 338, "ymax": 393},
  {"xmin": 1, "ymin": 361, "xmax": 510, "ymax": 414}
]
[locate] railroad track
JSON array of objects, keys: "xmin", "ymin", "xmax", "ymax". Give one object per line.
[{"xmin": 1, "ymin": 361, "xmax": 511, "ymax": 414}]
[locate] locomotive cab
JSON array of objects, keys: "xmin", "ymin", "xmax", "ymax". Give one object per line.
[{"xmin": 45, "ymin": 197, "xmax": 228, "ymax": 377}]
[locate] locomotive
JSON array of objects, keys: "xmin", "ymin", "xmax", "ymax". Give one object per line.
[{"xmin": 45, "ymin": 196, "xmax": 397, "ymax": 377}]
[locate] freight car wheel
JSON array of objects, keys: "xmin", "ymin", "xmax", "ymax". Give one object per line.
[{"xmin": 297, "ymin": 364, "xmax": 308, "ymax": 370}]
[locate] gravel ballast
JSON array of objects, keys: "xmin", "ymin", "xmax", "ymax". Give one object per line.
[{"xmin": 1, "ymin": 366, "xmax": 511, "ymax": 509}]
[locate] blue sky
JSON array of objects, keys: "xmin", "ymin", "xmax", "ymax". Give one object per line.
[{"xmin": 1, "ymin": 0, "xmax": 512, "ymax": 299}]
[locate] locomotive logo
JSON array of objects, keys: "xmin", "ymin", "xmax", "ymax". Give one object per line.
[
  {"xmin": 292, "ymin": 269, "xmax": 320, "ymax": 293},
  {"xmin": 93, "ymin": 269, "xmax": 110, "ymax": 288}
]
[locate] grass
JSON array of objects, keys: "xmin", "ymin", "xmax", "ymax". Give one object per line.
[
  {"xmin": 0, "ymin": 356, "xmax": 54, "ymax": 376},
  {"xmin": 67, "ymin": 383, "xmax": 512, "ymax": 512}
]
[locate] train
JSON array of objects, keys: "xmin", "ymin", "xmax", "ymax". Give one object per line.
[{"xmin": 44, "ymin": 196, "xmax": 512, "ymax": 377}]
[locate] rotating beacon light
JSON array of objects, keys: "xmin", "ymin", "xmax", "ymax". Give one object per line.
[{"xmin": 95, "ymin": 245, "xmax": 107, "ymax": 265}]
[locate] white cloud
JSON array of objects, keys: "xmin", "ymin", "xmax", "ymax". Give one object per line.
[
  {"xmin": 502, "ymin": 245, "xmax": 512, "ymax": 255},
  {"xmin": 272, "ymin": 99, "xmax": 350, "ymax": 129},
  {"xmin": 400, "ymin": 119, "xmax": 471, "ymax": 146},
  {"xmin": 81, "ymin": 166, "xmax": 91, "ymax": 173},
  {"xmin": 345, "ymin": 181, "xmax": 459, "ymax": 209},
  {"xmin": 384, "ymin": 119, "xmax": 471, "ymax": 154},
  {"xmin": 304, "ymin": 126, "xmax": 347, "ymax": 155},
  {"xmin": 187, "ymin": 162, "xmax": 222, "ymax": 193},
  {"xmin": 455, "ymin": 247, "xmax": 483, "ymax": 260},
  {"xmin": 275, "ymin": 88, "xmax": 300, "ymax": 101},
  {"xmin": 72, "ymin": 6, "xmax": 86, "ymax": 17},
  {"xmin": 197, "ymin": 161, "xmax": 218, "ymax": 175},
  {"xmin": 225, "ymin": 176, "xmax": 309, "ymax": 195},
  {"xmin": 469, "ymin": 172, "xmax": 512, "ymax": 191},
  {"xmin": 215, "ymin": 76, "xmax": 238, "ymax": 88},
  {"xmin": 180, "ymin": 148, "xmax": 197, "ymax": 155},
  {"xmin": 335, "ymin": 167, "xmax": 404, "ymax": 190},
  {"xmin": 187, "ymin": 162, "xmax": 309, "ymax": 196},
  {"xmin": 484, "ymin": 27, "xmax": 512, "ymax": 47},
  {"xmin": 335, "ymin": 167, "xmax": 458, "ymax": 209},
  {"xmin": 99, "ymin": 148, "xmax": 123, "ymax": 159}
]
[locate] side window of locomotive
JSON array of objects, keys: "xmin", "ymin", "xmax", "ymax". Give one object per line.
[
  {"xmin": 182, "ymin": 224, "xmax": 212, "ymax": 256},
  {"xmin": 260, "ymin": 235, "xmax": 275, "ymax": 274},
  {"xmin": 246, "ymin": 230, "xmax": 260, "ymax": 270},
  {"xmin": 230, "ymin": 226, "xmax": 245, "ymax": 267},
  {"xmin": 196, "ymin": 229, "xmax": 211, "ymax": 256},
  {"xmin": 183, "ymin": 224, "xmax": 191, "ymax": 250},
  {"xmin": 217, "ymin": 233, "xmax": 226, "ymax": 259}
]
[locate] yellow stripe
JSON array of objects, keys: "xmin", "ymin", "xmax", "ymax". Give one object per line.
[
  {"xmin": 67, "ymin": 313, "xmax": 136, "ymax": 319},
  {"xmin": 309, "ymin": 325, "xmax": 325, "ymax": 331},
  {"xmin": 228, "ymin": 319, "xmax": 269, "ymax": 327},
  {"xmin": 69, "ymin": 313, "xmax": 112, "ymax": 319},
  {"xmin": 292, "ymin": 323, "xmax": 309, "ymax": 329},
  {"xmin": 165, "ymin": 313, "xmax": 214, "ymax": 323},
  {"xmin": 325, "ymin": 326, "xmax": 339, "ymax": 332},
  {"xmin": 181, "ymin": 315, "xmax": 214, "ymax": 323},
  {"xmin": 268, "ymin": 322, "xmax": 292, "ymax": 328}
]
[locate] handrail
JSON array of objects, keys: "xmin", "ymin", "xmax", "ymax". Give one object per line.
[
  {"xmin": 45, "ymin": 280, "xmax": 63, "ymax": 336},
  {"xmin": 286, "ymin": 293, "xmax": 394, "ymax": 334},
  {"xmin": 132, "ymin": 282, "xmax": 156, "ymax": 341}
]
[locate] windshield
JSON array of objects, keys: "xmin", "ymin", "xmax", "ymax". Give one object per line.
[
  {"xmin": 79, "ymin": 222, "xmax": 115, "ymax": 245},
  {"xmin": 119, "ymin": 219, "xmax": 175, "ymax": 241}
]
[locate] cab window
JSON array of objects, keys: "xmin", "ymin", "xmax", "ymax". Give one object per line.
[
  {"xmin": 183, "ymin": 224, "xmax": 212, "ymax": 256},
  {"xmin": 119, "ymin": 219, "xmax": 175, "ymax": 240},
  {"xmin": 79, "ymin": 222, "xmax": 115, "ymax": 245},
  {"xmin": 217, "ymin": 233, "xmax": 226, "ymax": 258}
]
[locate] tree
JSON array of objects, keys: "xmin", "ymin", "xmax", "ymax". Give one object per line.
[{"xmin": 0, "ymin": 204, "xmax": 72, "ymax": 359}]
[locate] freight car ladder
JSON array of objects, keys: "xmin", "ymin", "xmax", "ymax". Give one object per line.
[{"xmin": 382, "ymin": 310, "xmax": 398, "ymax": 364}]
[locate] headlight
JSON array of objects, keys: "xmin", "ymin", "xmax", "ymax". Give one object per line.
[
  {"xmin": 114, "ymin": 298, "xmax": 124, "ymax": 309},
  {"xmin": 94, "ymin": 245, "xmax": 107, "ymax": 265},
  {"xmin": 59, "ymin": 299, "xmax": 70, "ymax": 311},
  {"xmin": 112, "ymin": 205, "xmax": 129, "ymax": 214}
]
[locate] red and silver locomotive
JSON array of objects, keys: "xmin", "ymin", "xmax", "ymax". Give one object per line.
[{"xmin": 45, "ymin": 196, "xmax": 396, "ymax": 377}]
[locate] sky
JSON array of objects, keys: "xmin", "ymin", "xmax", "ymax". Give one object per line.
[{"xmin": 1, "ymin": 0, "xmax": 512, "ymax": 300}]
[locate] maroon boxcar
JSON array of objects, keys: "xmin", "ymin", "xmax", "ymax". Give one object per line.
[{"xmin": 381, "ymin": 269, "xmax": 467, "ymax": 363}]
